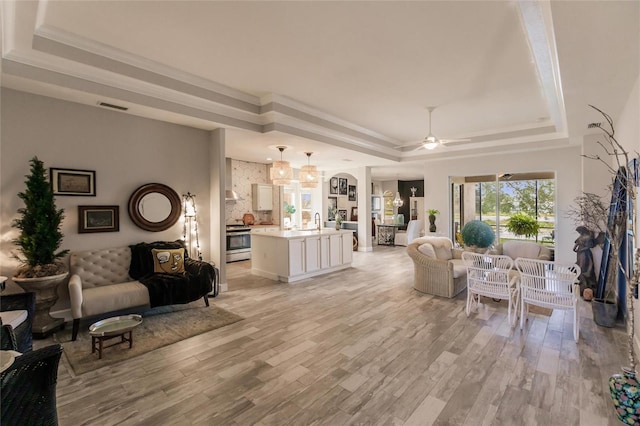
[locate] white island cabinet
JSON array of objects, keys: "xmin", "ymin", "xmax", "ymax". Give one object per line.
[{"xmin": 251, "ymin": 229, "xmax": 354, "ymax": 282}]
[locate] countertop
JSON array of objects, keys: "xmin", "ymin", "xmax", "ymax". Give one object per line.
[{"xmin": 250, "ymin": 229, "xmax": 353, "ymax": 239}]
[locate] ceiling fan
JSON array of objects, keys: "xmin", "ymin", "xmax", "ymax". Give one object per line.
[{"xmin": 415, "ymin": 106, "xmax": 470, "ymax": 150}]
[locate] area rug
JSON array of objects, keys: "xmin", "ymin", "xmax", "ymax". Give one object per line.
[{"xmin": 53, "ymin": 304, "xmax": 243, "ymax": 375}]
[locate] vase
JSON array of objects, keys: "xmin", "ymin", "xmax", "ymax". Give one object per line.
[
  {"xmin": 610, "ymin": 367, "xmax": 640, "ymax": 424},
  {"xmin": 335, "ymin": 222, "xmax": 341, "ymax": 230},
  {"xmin": 13, "ymin": 272, "xmax": 68, "ymax": 338},
  {"xmin": 429, "ymin": 214, "xmax": 436, "ymax": 232}
]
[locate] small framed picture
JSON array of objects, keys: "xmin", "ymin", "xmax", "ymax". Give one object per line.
[
  {"xmin": 339, "ymin": 178, "xmax": 348, "ymax": 195},
  {"xmin": 78, "ymin": 205, "xmax": 119, "ymax": 233},
  {"xmin": 328, "ymin": 197, "xmax": 337, "ymax": 220},
  {"xmin": 348, "ymin": 185, "xmax": 356, "ymax": 201},
  {"xmin": 329, "ymin": 177, "xmax": 339, "ymax": 195},
  {"xmin": 338, "ymin": 209, "xmax": 348, "ymax": 221},
  {"xmin": 51, "ymin": 168, "xmax": 96, "ymax": 196},
  {"xmin": 351, "ymin": 207, "xmax": 358, "ymax": 221}
]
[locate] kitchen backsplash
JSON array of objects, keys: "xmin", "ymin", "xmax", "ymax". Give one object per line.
[{"xmin": 226, "ymin": 159, "xmax": 276, "ymax": 224}]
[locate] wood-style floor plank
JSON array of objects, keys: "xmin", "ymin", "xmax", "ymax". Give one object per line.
[{"xmin": 39, "ymin": 245, "xmax": 629, "ymax": 425}]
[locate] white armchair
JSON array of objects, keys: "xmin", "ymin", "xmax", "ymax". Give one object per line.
[
  {"xmin": 395, "ymin": 220, "xmax": 422, "ymax": 246},
  {"xmin": 407, "ymin": 236, "xmax": 467, "ymax": 298}
]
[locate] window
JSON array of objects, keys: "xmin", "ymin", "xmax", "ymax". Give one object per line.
[{"xmin": 451, "ymin": 172, "xmax": 555, "ymax": 246}]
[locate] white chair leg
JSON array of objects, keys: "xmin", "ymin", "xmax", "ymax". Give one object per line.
[
  {"xmin": 520, "ymin": 300, "xmax": 526, "ymax": 330},
  {"xmin": 466, "ymin": 290, "xmax": 472, "ymax": 317},
  {"xmin": 574, "ymin": 307, "xmax": 579, "ymax": 342}
]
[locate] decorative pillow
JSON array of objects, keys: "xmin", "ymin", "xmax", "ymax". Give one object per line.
[
  {"xmin": 129, "ymin": 240, "xmax": 187, "ymax": 279},
  {"xmin": 152, "ymin": 248, "xmax": 185, "ymax": 274},
  {"xmin": 418, "ymin": 243, "xmax": 436, "ymax": 259}
]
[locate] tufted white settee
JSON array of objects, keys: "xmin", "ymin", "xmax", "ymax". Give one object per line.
[
  {"xmin": 69, "ymin": 243, "xmax": 214, "ymax": 341},
  {"xmin": 407, "ymin": 236, "xmax": 467, "ymax": 298}
]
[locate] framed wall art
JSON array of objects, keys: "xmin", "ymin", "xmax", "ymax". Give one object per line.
[
  {"xmin": 339, "ymin": 178, "xmax": 348, "ymax": 195},
  {"xmin": 329, "ymin": 177, "xmax": 339, "ymax": 195},
  {"xmin": 328, "ymin": 197, "xmax": 337, "ymax": 220},
  {"xmin": 338, "ymin": 209, "xmax": 348, "ymax": 221},
  {"xmin": 51, "ymin": 168, "xmax": 96, "ymax": 196},
  {"xmin": 78, "ymin": 205, "xmax": 119, "ymax": 233},
  {"xmin": 348, "ymin": 185, "xmax": 356, "ymax": 201}
]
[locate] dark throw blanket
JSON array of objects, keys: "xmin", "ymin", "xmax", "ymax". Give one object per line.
[{"xmin": 129, "ymin": 241, "xmax": 214, "ymax": 308}]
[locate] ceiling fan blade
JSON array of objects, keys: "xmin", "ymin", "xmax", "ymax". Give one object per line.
[{"xmin": 440, "ymin": 138, "xmax": 472, "ymax": 144}]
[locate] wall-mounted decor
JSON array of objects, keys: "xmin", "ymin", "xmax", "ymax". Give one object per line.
[
  {"xmin": 128, "ymin": 183, "xmax": 181, "ymax": 232},
  {"xmin": 351, "ymin": 207, "xmax": 358, "ymax": 221},
  {"xmin": 338, "ymin": 209, "xmax": 348, "ymax": 221},
  {"xmin": 337, "ymin": 196, "xmax": 348, "ymax": 209},
  {"xmin": 329, "ymin": 177, "xmax": 339, "ymax": 194},
  {"xmin": 78, "ymin": 205, "xmax": 119, "ymax": 233},
  {"xmin": 328, "ymin": 197, "xmax": 337, "ymax": 220},
  {"xmin": 339, "ymin": 178, "xmax": 348, "ymax": 195},
  {"xmin": 348, "ymin": 185, "xmax": 356, "ymax": 201},
  {"xmin": 50, "ymin": 168, "xmax": 96, "ymax": 196}
]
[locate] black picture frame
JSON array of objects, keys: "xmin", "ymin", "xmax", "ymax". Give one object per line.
[
  {"xmin": 348, "ymin": 185, "xmax": 356, "ymax": 201},
  {"xmin": 51, "ymin": 168, "xmax": 96, "ymax": 196},
  {"xmin": 328, "ymin": 197, "xmax": 337, "ymax": 220},
  {"xmin": 338, "ymin": 209, "xmax": 347, "ymax": 221},
  {"xmin": 339, "ymin": 178, "xmax": 348, "ymax": 195},
  {"xmin": 78, "ymin": 205, "xmax": 119, "ymax": 233},
  {"xmin": 329, "ymin": 177, "xmax": 339, "ymax": 195},
  {"xmin": 351, "ymin": 207, "xmax": 358, "ymax": 221}
]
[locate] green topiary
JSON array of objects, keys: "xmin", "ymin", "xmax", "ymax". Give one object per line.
[
  {"xmin": 506, "ymin": 212, "xmax": 540, "ymax": 238},
  {"xmin": 461, "ymin": 220, "xmax": 495, "ymax": 248},
  {"xmin": 12, "ymin": 157, "xmax": 68, "ymax": 277}
]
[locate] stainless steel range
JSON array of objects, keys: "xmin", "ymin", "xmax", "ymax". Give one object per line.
[{"xmin": 226, "ymin": 224, "xmax": 251, "ymax": 262}]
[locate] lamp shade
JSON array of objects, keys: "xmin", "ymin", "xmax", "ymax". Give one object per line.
[
  {"xmin": 270, "ymin": 146, "xmax": 292, "ymax": 185},
  {"xmin": 300, "ymin": 152, "xmax": 318, "ymax": 188}
]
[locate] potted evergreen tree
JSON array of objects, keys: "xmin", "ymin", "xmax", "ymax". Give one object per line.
[{"xmin": 12, "ymin": 157, "xmax": 69, "ymax": 337}]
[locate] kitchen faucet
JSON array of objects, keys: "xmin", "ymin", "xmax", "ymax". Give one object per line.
[{"xmin": 314, "ymin": 212, "xmax": 321, "ymax": 231}]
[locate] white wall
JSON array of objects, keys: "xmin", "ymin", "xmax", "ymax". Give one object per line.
[
  {"xmin": 423, "ymin": 146, "xmax": 582, "ymax": 263},
  {"xmin": 0, "ymin": 88, "xmax": 212, "ymax": 310}
]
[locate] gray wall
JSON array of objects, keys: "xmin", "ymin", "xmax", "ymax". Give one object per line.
[{"xmin": 0, "ymin": 88, "xmax": 212, "ymax": 311}]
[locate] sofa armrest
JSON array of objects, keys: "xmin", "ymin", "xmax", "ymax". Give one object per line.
[
  {"xmin": 452, "ymin": 248, "xmax": 464, "ymax": 259},
  {"xmin": 68, "ymin": 274, "xmax": 84, "ymax": 319},
  {"xmin": 184, "ymin": 259, "xmax": 215, "ymax": 294},
  {"xmin": 407, "ymin": 243, "xmax": 453, "ymax": 272}
]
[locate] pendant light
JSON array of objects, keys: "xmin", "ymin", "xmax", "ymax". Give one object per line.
[
  {"xmin": 270, "ymin": 146, "xmax": 293, "ymax": 185},
  {"xmin": 392, "ymin": 192, "xmax": 404, "ymax": 207},
  {"xmin": 300, "ymin": 152, "xmax": 319, "ymax": 188}
]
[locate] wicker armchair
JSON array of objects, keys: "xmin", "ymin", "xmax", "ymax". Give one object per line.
[
  {"xmin": 0, "ymin": 292, "xmax": 35, "ymax": 353},
  {"xmin": 1, "ymin": 344, "xmax": 63, "ymax": 426},
  {"xmin": 1, "ymin": 324, "xmax": 19, "ymax": 351},
  {"xmin": 407, "ymin": 237, "xmax": 467, "ymax": 298}
]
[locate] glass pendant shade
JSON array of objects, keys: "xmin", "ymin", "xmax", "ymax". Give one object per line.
[
  {"xmin": 393, "ymin": 192, "xmax": 404, "ymax": 207},
  {"xmin": 300, "ymin": 152, "xmax": 319, "ymax": 188},
  {"xmin": 270, "ymin": 146, "xmax": 292, "ymax": 185}
]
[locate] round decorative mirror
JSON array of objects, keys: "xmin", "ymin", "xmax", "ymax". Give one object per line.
[{"xmin": 128, "ymin": 183, "xmax": 181, "ymax": 232}]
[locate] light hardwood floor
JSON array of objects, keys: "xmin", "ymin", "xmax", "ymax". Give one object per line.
[{"xmin": 43, "ymin": 246, "xmax": 628, "ymax": 425}]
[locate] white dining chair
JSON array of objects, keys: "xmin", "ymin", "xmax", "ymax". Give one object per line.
[
  {"xmin": 462, "ymin": 252, "xmax": 519, "ymax": 326},
  {"xmin": 515, "ymin": 258, "xmax": 581, "ymax": 341}
]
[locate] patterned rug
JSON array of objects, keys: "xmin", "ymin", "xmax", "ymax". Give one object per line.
[{"xmin": 54, "ymin": 303, "xmax": 243, "ymax": 376}]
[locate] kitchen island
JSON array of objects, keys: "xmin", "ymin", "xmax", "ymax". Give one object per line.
[{"xmin": 251, "ymin": 229, "xmax": 354, "ymax": 282}]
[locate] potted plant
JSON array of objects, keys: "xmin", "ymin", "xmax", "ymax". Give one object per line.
[
  {"xmin": 460, "ymin": 220, "xmax": 495, "ymax": 252},
  {"xmin": 506, "ymin": 212, "xmax": 539, "ymax": 238},
  {"xmin": 428, "ymin": 209, "xmax": 439, "ymax": 233},
  {"xmin": 12, "ymin": 157, "xmax": 69, "ymax": 337},
  {"xmin": 331, "ymin": 208, "xmax": 343, "ymax": 230}
]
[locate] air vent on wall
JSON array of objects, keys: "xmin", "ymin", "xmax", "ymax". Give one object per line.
[
  {"xmin": 587, "ymin": 122, "xmax": 602, "ymax": 129},
  {"xmin": 98, "ymin": 101, "xmax": 128, "ymax": 111}
]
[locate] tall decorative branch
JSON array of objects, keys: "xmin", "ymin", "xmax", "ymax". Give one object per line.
[{"xmin": 583, "ymin": 104, "xmax": 638, "ymax": 371}]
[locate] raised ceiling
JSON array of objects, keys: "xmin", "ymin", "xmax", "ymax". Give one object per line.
[{"xmin": 1, "ymin": 1, "xmax": 638, "ymax": 180}]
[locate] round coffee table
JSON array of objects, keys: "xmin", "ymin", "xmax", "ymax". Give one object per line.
[{"xmin": 89, "ymin": 315, "xmax": 142, "ymax": 359}]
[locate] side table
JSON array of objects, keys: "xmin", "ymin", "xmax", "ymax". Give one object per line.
[{"xmin": 377, "ymin": 224, "xmax": 400, "ymax": 246}]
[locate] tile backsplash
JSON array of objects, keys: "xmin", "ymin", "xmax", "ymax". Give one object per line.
[{"xmin": 225, "ymin": 159, "xmax": 276, "ymax": 224}]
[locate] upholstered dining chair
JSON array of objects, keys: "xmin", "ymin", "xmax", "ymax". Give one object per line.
[
  {"xmin": 0, "ymin": 292, "xmax": 35, "ymax": 353},
  {"xmin": 462, "ymin": 252, "xmax": 520, "ymax": 326},
  {"xmin": 1, "ymin": 343, "xmax": 63, "ymax": 426},
  {"xmin": 515, "ymin": 258, "xmax": 581, "ymax": 342},
  {"xmin": 394, "ymin": 220, "xmax": 422, "ymax": 246}
]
